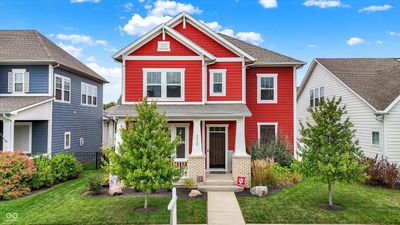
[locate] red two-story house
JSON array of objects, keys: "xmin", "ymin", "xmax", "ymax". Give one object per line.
[{"xmin": 106, "ymin": 12, "xmax": 305, "ymax": 188}]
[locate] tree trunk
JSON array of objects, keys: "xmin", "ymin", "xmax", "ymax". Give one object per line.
[
  {"xmin": 328, "ymin": 183, "xmax": 333, "ymax": 207},
  {"xmin": 144, "ymin": 192, "xmax": 148, "ymax": 209}
]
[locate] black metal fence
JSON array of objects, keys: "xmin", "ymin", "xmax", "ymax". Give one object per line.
[{"xmin": 70, "ymin": 151, "xmax": 105, "ymax": 170}]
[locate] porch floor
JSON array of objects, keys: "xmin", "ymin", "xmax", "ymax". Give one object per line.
[{"xmin": 206, "ymin": 173, "xmax": 233, "ymax": 182}]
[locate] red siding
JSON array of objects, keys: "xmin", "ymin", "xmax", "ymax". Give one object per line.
[
  {"xmin": 245, "ymin": 67, "xmax": 294, "ymax": 153},
  {"xmin": 130, "ymin": 33, "xmax": 198, "ymax": 56},
  {"xmin": 173, "ymin": 22, "xmax": 238, "ymax": 58},
  {"xmin": 125, "ymin": 60, "xmax": 203, "ymax": 102},
  {"xmin": 207, "ymin": 62, "xmax": 242, "ymax": 101}
]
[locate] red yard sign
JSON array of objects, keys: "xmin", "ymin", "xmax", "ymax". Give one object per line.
[{"xmin": 236, "ymin": 176, "xmax": 246, "ymax": 187}]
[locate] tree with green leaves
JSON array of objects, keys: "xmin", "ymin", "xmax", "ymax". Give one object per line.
[
  {"xmin": 103, "ymin": 98, "xmax": 183, "ymax": 209},
  {"xmin": 299, "ymin": 97, "xmax": 367, "ymax": 209}
]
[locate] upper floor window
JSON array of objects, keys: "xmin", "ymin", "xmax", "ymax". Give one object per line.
[
  {"xmin": 143, "ymin": 68, "xmax": 185, "ymax": 101},
  {"xmin": 257, "ymin": 74, "xmax": 278, "ymax": 104},
  {"xmin": 8, "ymin": 69, "xmax": 28, "ymax": 93},
  {"xmin": 81, "ymin": 82, "xmax": 97, "ymax": 106},
  {"xmin": 210, "ymin": 69, "xmax": 226, "ymax": 96},
  {"xmin": 55, "ymin": 75, "xmax": 71, "ymax": 103},
  {"xmin": 310, "ymin": 87, "xmax": 324, "ymax": 107},
  {"xmin": 258, "ymin": 123, "xmax": 277, "ymax": 144}
]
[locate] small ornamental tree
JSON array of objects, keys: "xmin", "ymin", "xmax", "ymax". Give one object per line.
[
  {"xmin": 103, "ymin": 98, "xmax": 183, "ymax": 209},
  {"xmin": 299, "ymin": 97, "xmax": 368, "ymax": 208}
]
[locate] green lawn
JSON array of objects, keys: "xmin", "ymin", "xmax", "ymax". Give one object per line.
[
  {"xmin": 0, "ymin": 171, "xmax": 207, "ymax": 224},
  {"xmin": 239, "ymin": 179, "xmax": 400, "ymax": 224}
]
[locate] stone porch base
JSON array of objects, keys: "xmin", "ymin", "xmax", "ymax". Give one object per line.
[
  {"xmin": 187, "ymin": 155, "xmax": 205, "ymax": 187},
  {"xmin": 232, "ymin": 155, "xmax": 251, "ymax": 188}
]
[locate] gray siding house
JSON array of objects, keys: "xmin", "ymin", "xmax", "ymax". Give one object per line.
[
  {"xmin": 0, "ymin": 30, "xmax": 107, "ymax": 157},
  {"xmin": 297, "ymin": 58, "xmax": 400, "ymax": 165}
]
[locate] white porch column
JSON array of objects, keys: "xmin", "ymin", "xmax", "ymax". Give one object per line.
[
  {"xmin": 191, "ymin": 119, "xmax": 203, "ymax": 156},
  {"xmin": 2, "ymin": 118, "xmax": 14, "ymax": 151},
  {"xmin": 114, "ymin": 118, "xmax": 125, "ymax": 152},
  {"xmin": 234, "ymin": 117, "xmax": 247, "ymax": 156}
]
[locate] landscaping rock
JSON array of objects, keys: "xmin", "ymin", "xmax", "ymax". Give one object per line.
[
  {"xmin": 108, "ymin": 175, "xmax": 122, "ymax": 196},
  {"xmin": 189, "ymin": 189, "xmax": 202, "ymax": 198},
  {"xmin": 250, "ymin": 186, "xmax": 268, "ymax": 197}
]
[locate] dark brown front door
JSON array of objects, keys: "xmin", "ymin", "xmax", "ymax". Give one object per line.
[{"xmin": 209, "ymin": 132, "xmax": 226, "ymax": 169}]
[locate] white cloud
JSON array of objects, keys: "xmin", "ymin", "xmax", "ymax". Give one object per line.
[
  {"xmin": 259, "ymin": 0, "xmax": 278, "ymax": 9},
  {"xmin": 347, "ymin": 37, "xmax": 365, "ymax": 46},
  {"xmin": 95, "ymin": 40, "xmax": 108, "ymax": 46},
  {"xmin": 376, "ymin": 40, "xmax": 383, "ymax": 44},
  {"xmin": 388, "ymin": 31, "xmax": 400, "ymax": 36},
  {"xmin": 86, "ymin": 63, "xmax": 122, "ymax": 103},
  {"xmin": 122, "ymin": 0, "xmax": 202, "ymax": 36},
  {"xmin": 57, "ymin": 42, "xmax": 82, "ymax": 57},
  {"xmin": 138, "ymin": 0, "xmax": 145, "ymax": 2},
  {"xmin": 56, "ymin": 34, "xmax": 93, "ymax": 45},
  {"xmin": 70, "ymin": 0, "xmax": 100, "ymax": 3},
  {"xmin": 124, "ymin": 2, "xmax": 134, "ymax": 11},
  {"xmin": 359, "ymin": 4, "xmax": 392, "ymax": 12},
  {"xmin": 86, "ymin": 56, "xmax": 96, "ymax": 62},
  {"xmin": 303, "ymin": 0, "xmax": 345, "ymax": 8},
  {"xmin": 307, "ymin": 44, "xmax": 319, "ymax": 48}
]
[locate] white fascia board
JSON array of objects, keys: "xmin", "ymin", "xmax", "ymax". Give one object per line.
[
  {"xmin": 166, "ymin": 12, "xmax": 257, "ymax": 61},
  {"xmin": 297, "ymin": 60, "xmax": 317, "ymax": 99},
  {"xmin": 382, "ymin": 95, "xmax": 400, "ymax": 113}
]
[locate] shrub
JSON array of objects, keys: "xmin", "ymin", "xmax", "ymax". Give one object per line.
[
  {"xmin": 52, "ymin": 153, "xmax": 82, "ymax": 182},
  {"xmin": 252, "ymin": 158, "xmax": 276, "ymax": 187},
  {"xmin": 31, "ymin": 155, "xmax": 55, "ymax": 189},
  {"xmin": 87, "ymin": 174, "xmax": 103, "ymax": 194},
  {"xmin": 249, "ymin": 133, "xmax": 293, "ymax": 167},
  {"xmin": 0, "ymin": 151, "xmax": 36, "ymax": 200},
  {"xmin": 102, "ymin": 173, "xmax": 109, "ymax": 187},
  {"xmin": 361, "ymin": 155, "xmax": 400, "ymax": 188},
  {"xmin": 273, "ymin": 164, "xmax": 303, "ymax": 187},
  {"xmin": 183, "ymin": 178, "xmax": 194, "ymax": 189}
]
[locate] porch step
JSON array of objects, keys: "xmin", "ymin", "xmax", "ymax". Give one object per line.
[
  {"xmin": 205, "ymin": 179, "xmax": 234, "ymax": 185},
  {"xmin": 198, "ymin": 184, "xmax": 244, "ymax": 192}
]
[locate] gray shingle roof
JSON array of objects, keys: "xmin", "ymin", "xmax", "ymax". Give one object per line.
[
  {"xmin": 316, "ymin": 58, "xmax": 400, "ymax": 111},
  {"xmin": 0, "ymin": 30, "xmax": 107, "ymax": 83},
  {"xmin": 0, "ymin": 96, "xmax": 53, "ymax": 113},
  {"xmin": 105, "ymin": 104, "xmax": 252, "ymax": 117},
  {"xmin": 219, "ymin": 33, "xmax": 305, "ymax": 66}
]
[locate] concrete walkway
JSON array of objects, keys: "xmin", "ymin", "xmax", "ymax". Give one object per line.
[{"xmin": 207, "ymin": 192, "xmax": 245, "ymax": 225}]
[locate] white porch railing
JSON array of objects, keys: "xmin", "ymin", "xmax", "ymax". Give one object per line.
[{"xmin": 167, "ymin": 187, "xmax": 177, "ymax": 225}]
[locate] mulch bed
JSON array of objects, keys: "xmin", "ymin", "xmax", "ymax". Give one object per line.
[
  {"xmin": 235, "ymin": 186, "xmax": 283, "ymax": 198},
  {"xmin": 82, "ymin": 187, "xmax": 207, "ymax": 200},
  {"xmin": 319, "ymin": 203, "xmax": 344, "ymax": 211}
]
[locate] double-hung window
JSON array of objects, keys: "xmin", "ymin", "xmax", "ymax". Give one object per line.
[
  {"xmin": 55, "ymin": 75, "xmax": 71, "ymax": 103},
  {"xmin": 13, "ymin": 69, "xmax": 25, "ymax": 93},
  {"xmin": 143, "ymin": 69, "xmax": 184, "ymax": 101},
  {"xmin": 310, "ymin": 87, "xmax": 325, "ymax": 107},
  {"xmin": 257, "ymin": 74, "xmax": 278, "ymax": 103},
  {"xmin": 258, "ymin": 123, "xmax": 277, "ymax": 144},
  {"xmin": 81, "ymin": 82, "xmax": 97, "ymax": 106},
  {"xmin": 210, "ymin": 69, "xmax": 226, "ymax": 96},
  {"xmin": 170, "ymin": 124, "xmax": 189, "ymax": 161}
]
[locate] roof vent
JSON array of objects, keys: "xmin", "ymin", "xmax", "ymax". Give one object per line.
[{"xmin": 157, "ymin": 41, "xmax": 170, "ymax": 52}]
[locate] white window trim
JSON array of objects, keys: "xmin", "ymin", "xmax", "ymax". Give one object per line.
[
  {"xmin": 12, "ymin": 69, "xmax": 26, "ymax": 93},
  {"xmin": 371, "ymin": 131, "xmax": 380, "ymax": 146},
  {"xmin": 14, "ymin": 122, "xmax": 32, "ymax": 154},
  {"xmin": 257, "ymin": 74, "xmax": 278, "ymax": 104},
  {"xmin": 209, "ymin": 69, "xmax": 227, "ymax": 96},
  {"xmin": 310, "ymin": 86, "xmax": 325, "ymax": 107},
  {"xmin": 81, "ymin": 82, "xmax": 98, "ymax": 107},
  {"xmin": 257, "ymin": 122, "xmax": 278, "ymax": 144},
  {"xmin": 64, "ymin": 131, "xmax": 71, "ymax": 150},
  {"xmin": 157, "ymin": 41, "xmax": 171, "ymax": 52},
  {"xmin": 169, "ymin": 123, "xmax": 189, "ymax": 162},
  {"xmin": 54, "ymin": 74, "xmax": 71, "ymax": 103},
  {"xmin": 142, "ymin": 68, "xmax": 185, "ymax": 101}
]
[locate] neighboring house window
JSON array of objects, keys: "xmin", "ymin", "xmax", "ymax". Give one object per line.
[
  {"xmin": 143, "ymin": 69, "xmax": 185, "ymax": 101},
  {"xmin": 55, "ymin": 75, "xmax": 71, "ymax": 103},
  {"xmin": 81, "ymin": 82, "xmax": 97, "ymax": 106},
  {"xmin": 257, "ymin": 74, "xmax": 278, "ymax": 103},
  {"xmin": 258, "ymin": 123, "xmax": 277, "ymax": 144},
  {"xmin": 210, "ymin": 69, "xmax": 226, "ymax": 96},
  {"xmin": 372, "ymin": 132, "xmax": 380, "ymax": 145},
  {"xmin": 13, "ymin": 70, "xmax": 24, "ymax": 93},
  {"xmin": 310, "ymin": 87, "xmax": 325, "ymax": 107},
  {"xmin": 170, "ymin": 124, "xmax": 189, "ymax": 161},
  {"xmin": 64, "ymin": 132, "xmax": 71, "ymax": 149}
]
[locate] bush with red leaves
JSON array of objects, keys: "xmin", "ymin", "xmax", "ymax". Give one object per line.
[
  {"xmin": 0, "ymin": 151, "xmax": 36, "ymax": 200},
  {"xmin": 361, "ymin": 155, "xmax": 400, "ymax": 188}
]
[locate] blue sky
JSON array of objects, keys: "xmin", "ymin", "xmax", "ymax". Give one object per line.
[{"xmin": 1, "ymin": 0, "xmax": 400, "ymax": 103}]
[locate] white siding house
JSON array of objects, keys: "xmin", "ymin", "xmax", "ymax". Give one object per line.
[{"xmin": 297, "ymin": 58, "xmax": 400, "ymax": 165}]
